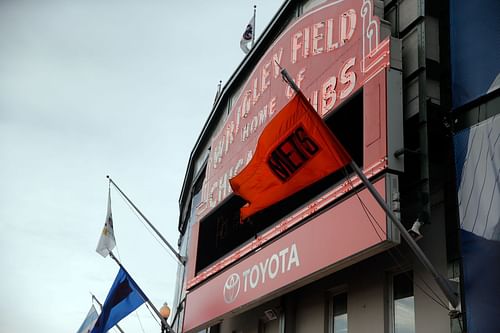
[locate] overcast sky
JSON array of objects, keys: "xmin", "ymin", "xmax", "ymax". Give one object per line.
[{"xmin": 0, "ymin": 1, "xmax": 282, "ymax": 332}]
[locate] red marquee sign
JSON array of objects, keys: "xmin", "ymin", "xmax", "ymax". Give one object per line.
[
  {"xmin": 183, "ymin": 0, "xmax": 395, "ymax": 330},
  {"xmin": 184, "ymin": 178, "xmax": 394, "ymax": 332},
  {"xmin": 197, "ymin": 0, "xmax": 390, "ymax": 218}
]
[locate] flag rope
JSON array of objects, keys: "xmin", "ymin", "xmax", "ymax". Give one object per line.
[
  {"xmin": 134, "ymin": 311, "xmax": 147, "ymax": 333},
  {"xmin": 117, "ymin": 191, "xmax": 180, "ymax": 264},
  {"xmin": 107, "ymin": 176, "xmax": 186, "ymax": 265},
  {"xmin": 91, "ymin": 292, "xmax": 126, "ymax": 333},
  {"xmin": 108, "ymin": 251, "xmax": 174, "ymax": 332},
  {"xmin": 145, "ymin": 303, "xmax": 162, "ymax": 327}
]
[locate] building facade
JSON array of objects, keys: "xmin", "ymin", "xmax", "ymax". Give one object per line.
[{"xmin": 172, "ymin": 0, "xmax": 500, "ymax": 332}]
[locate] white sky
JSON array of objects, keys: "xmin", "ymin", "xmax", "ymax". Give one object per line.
[{"xmin": 0, "ymin": 1, "xmax": 283, "ymax": 332}]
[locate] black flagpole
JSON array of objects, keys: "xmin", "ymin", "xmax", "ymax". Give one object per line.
[
  {"xmin": 279, "ymin": 68, "xmax": 459, "ymax": 309},
  {"xmin": 106, "ymin": 176, "xmax": 186, "ymax": 265},
  {"xmin": 252, "ymin": 5, "xmax": 256, "ymax": 47}
]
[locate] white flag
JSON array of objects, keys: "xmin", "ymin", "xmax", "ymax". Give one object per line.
[
  {"xmin": 76, "ymin": 305, "xmax": 99, "ymax": 333},
  {"xmin": 240, "ymin": 13, "xmax": 255, "ymax": 54},
  {"xmin": 96, "ymin": 188, "xmax": 116, "ymax": 257}
]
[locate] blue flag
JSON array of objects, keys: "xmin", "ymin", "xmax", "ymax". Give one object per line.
[{"xmin": 91, "ymin": 268, "xmax": 147, "ymax": 333}]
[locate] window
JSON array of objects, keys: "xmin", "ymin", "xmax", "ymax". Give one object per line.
[
  {"xmin": 259, "ymin": 316, "xmax": 280, "ymax": 333},
  {"xmin": 196, "ymin": 324, "xmax": 219, "ymax": 333},
  {"xmin": 208, "ymin": 324, "xmax": 220, "ymax": 333},
  {"xmin": 329, "ymin": 292, "xmax": 348, "ymax": 333},
  {"xmin": 392, "ymin": 272, "xmax": 415, "ymax": 333},
  {"xmin": 301, "ymin": 0, "xmax": 327, "ymax": 14}
]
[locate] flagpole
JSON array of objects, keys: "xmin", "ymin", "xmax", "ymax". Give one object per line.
[
  {"xmin": 108, "ymin": 251, "xmax": 176, "ymax": 333},
  {"xmin": 279, "ymin": 68, "xmax": 459, "ymax": 309},
  {"xmin": 169, "ymin": 296, "xmax": 186, "ymax": 329},
  {"xmin": 91, "ymin": 293, "xmax": 125, "ymax": 333},
  {"xmin": 348, "ymin": 161, "xmax": 459, "ymax": 308},
  {"xmin": 214, "ymin": 80, "xmax": 222, "ymax": 105},
  {"xmin": 252, "ymin": 5, "xmax": 256, "ymax": 47},
  {"xmin": 106, "ymin": 176, "xmax": 186, "ymax": 265}
]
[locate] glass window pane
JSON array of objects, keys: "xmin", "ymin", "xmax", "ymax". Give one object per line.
[
  {"xmin": 393, "ymin": 272, "xmax": 415, "ymax": 333},
  {"xmin": 332, "ymin": 293, "xmax": 348, "ymax": 333},
  {"xmin": 394, "ymin": 296, "xmax": 415, "ymax": 333},
  {"xmin": 333, "ymin": 293, "xmax": 347, "ymax": 315},
  {"xmin": 394, "ymin": 273, "xmax": 413, "ymax": 300},
  {"xmin": 334, "ymin": 313, "xmax": 348, "ymax": 333}
]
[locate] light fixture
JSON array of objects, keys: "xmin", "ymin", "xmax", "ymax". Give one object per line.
[
  {"xmin": 408, "ymin": 219, "xmax": 423, "ymax": 240},
  {"xmin": 160, "ymin": 303, "xmax": 171, "ymax": 333},
  {"xmin": 263, "ymin": 309, "xmax": 278, "ymax": 321}
]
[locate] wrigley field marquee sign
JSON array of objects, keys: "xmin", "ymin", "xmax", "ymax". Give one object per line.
[
  {"xmin": 197, "ymin": 0, "xmax": 390, "ymax": 217},
  {"xmin": 183, "ymin": 0, "xmax": 395, "ymax": 331}
]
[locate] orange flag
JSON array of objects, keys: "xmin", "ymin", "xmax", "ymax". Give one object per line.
[{"xmin": 229, "ymin": 92, "xmax": 352, "ymax": 221}]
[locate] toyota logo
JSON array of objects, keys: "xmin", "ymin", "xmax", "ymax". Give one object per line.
[{"xmin": 223, "ymin": 273, "xmax": 240, "ymax": 304}]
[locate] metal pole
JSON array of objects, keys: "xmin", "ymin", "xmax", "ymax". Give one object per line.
[
  {"xmin": 107, "ymin": 176, "xmax": 186, "ymax": 265},
  {"xmin": 280, "ymin": 68, "xmax": 300, "ymax": 93},
  {"xmin": 279, "ymin": 67, "xmax": 459, "ymax": 309},
  {"xmin": 348, "ymin": 161, "xmax": 459, "ymax": 308},
  {"xmin": 170, "ymin": 296, "xmax": 185, "ymax": 329},
  {"xmin": 252, "ymin": 5, "xmax": 256, "ymax": 47},
  {"xmin": 108, "ymin": 252, "xmax": 176, "ymax": 333}
]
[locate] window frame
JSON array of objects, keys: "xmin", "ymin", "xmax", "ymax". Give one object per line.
[
  {"xmin": 327, "ymin": 286, "xmax": 349, "ymax": 333},
  {"xmin": 388, "ymin": 270, "xmax": 416, "ymax": 333}
]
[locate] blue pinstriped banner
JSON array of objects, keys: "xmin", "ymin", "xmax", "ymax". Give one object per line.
[{"xmin": 454, "ymin": 114, "xmax": 500, "ymax": 332}]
